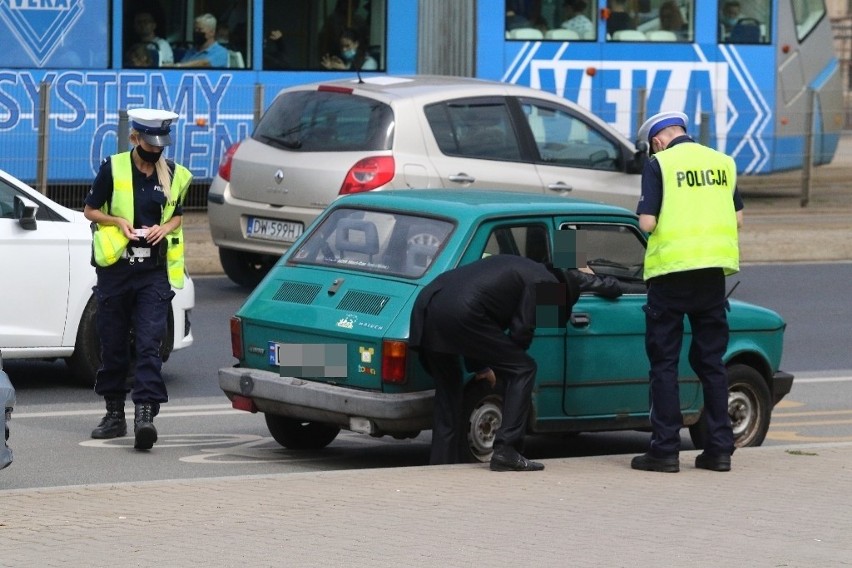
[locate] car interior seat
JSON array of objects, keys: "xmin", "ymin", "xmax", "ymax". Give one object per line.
[
  {"xmin": 729, "ymin": 18, "xmax": 762, "ymax": 43},
  {"xmin": 335, "ymin": 219, "xmax": 380, "ymax": 262}
]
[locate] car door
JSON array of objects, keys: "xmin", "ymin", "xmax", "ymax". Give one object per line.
[
  {"xmin": 0, "ymin": 179, "xmax": 71, "ymax": 349},
  {"xmin": 557, "ymin": 220, "xmax": 701, "ymax": 418},
  {"xmin": 516, "ymin": 97, "xmax": 641, "ymax": 209},
  {"xmin": 422, "ymin": 96, "xmax": 544, "ymax": 193}
]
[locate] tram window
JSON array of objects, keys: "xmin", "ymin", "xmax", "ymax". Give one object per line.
[
  {"xmin": 630, "ymin": 1, "xmax": 693, "ymax": 42},
  {"xmin": 719, "ymin": 0, "xmax": 771, "ymax": 44},
  {"xmin": 123, "ymin": 0, "xmax": 251, "ymax": 69},
  {"xmin": 263, "ymin": 0, "xmax": 386, "ymax": 70},
  {"xmin": 792, "ymin": 0, "xmax": 827, "ymax": 41},
  {"xmin": 506, "ymin": 0, "xmax": 596, "ymax": 41}
]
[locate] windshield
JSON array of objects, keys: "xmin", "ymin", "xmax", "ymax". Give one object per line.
[{"xmin": 290, "ymin": 207, "xmax": 455, "ymax": 278}]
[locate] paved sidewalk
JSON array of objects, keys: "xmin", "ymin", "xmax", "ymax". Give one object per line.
[
  {"xmin": 182, "ymin": 133, "xmax": 852, "ymax": 275},
  {"xmin": 3, "ymin": 442, "xmax": 851, "ymax": 567}
]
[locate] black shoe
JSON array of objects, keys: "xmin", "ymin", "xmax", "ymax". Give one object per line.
[
  {"xmin": 631, "ymin": 452, "xmax": 680, "ymax": 473},
  {"xmin": 695, "ymin": 452, "xmax": 731, "ymax": 472},
  {"xmin": 91, "ymin": 398, "xmax": 126, "ymax": 439},
  {"xmin": 490, "ymin": 449, "xmax": 545, "ymax": 472},
  {"xmin": 133, "ymin": 403, "xmax": 158, "ymax": 450}
]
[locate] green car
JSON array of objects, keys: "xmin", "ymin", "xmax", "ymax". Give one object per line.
[{"xmin": 220, "ymin": 190, "xmax": 793, "ymax": 461}]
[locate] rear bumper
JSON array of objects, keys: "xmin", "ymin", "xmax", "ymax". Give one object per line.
[
  {"xmin": 772, "ymin": 370, "xmax": 794, "ymax": 405},
  {"xmin": 219, "ymin": 366, "xmax": 434, "ymax": 435}
]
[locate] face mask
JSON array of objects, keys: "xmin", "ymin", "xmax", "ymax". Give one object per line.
[
  {"xmin": 341, "ymin": 48, "xmax": 356, "ymax": 61},
  {"xmin": 136, "ymin": 145, "xmax": 163, "ymax": 163},
  {"xmin": 193, "ymin": 31, "xmax": 207, "ymax": 46}
]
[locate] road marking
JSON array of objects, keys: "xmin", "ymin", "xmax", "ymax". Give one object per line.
[
  {"xmin": 792, "ymin": 375, "xmax": 852, "ymax": 384},
  {"xmin": 14, "ymin": 404, "xmax": 237, "ymax": 419}
]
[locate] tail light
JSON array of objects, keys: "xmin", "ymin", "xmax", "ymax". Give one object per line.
[
  {"xmin": 217, "ymin": 142, "xmax": 241, "ymax": 182},
  {"xmin": 381, "ymin": 340, "xmax": 408, "ymax": 384},
  {"xmin": 231, "ymin": 395, "xmax": 258, "ymax": 413},
  {"xmin": 339, "ymin": 156, "xmax": 395, "ymax": 195},
  {"xmin": 230, "ymin": 317, "xmax": 243, "ymax": 359}
]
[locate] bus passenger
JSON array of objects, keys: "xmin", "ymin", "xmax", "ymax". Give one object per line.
[
  {"xmin": 720, "ymin": 0, "xmax": 742, "ymax": 37},
  {"xmin": 126, "ymin": 43, "xmax": 154, "ymax": 68},
  {"xmin": 658, "ymin": 1, "xmax": 689, "ymax": 40},
  {"xmin": 561, "ymin": 0, "xmax": 594, "ymax": 38},
  {"xmin": 173, "ymin": 13, "xmax": 228, "ymax": 68},
  {"xmin": 606, "ymin": 0, "xmax": 635, "ymax": 36},
  {"xmin": 321, "ymin": 27, "xmax": 377, "ymax": 71},
  {"xmin": 132, "ymin": 11, "xmax": 174, "ymax": 66}
]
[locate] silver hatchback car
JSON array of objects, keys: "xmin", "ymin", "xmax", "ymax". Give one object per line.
[{"xmin": 208, "ymin": 75, "xmax": 645, "ymax": 287}]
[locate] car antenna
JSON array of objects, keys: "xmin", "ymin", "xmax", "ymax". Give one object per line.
[{"xmin": 355, "ymin": 65, "xmax": 364, "ymax": 84}]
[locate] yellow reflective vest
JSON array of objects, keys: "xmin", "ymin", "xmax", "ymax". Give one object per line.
[
  {"xmin": 91, "ymin": 152, "xmax": 193, "ymax": 289},
  {"xmin": 643, "ymin": 142, "xmax": 739, "ymax": 280}
]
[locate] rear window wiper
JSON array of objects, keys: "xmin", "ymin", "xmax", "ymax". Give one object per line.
[{"xmin": 257, "ymin": 134, "xmax": 302, "ymax": 149}]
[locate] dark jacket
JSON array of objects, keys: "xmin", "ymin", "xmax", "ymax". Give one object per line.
[{"xmin": 409, "ymin": 256, "xmax": 567, "ymax": 364}]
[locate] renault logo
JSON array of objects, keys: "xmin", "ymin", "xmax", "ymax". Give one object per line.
[{"xmin": 274, "ymin": 169, "xmax": 284, "ymax": 184}]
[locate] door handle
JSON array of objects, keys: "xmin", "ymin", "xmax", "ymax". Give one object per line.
[
  {"xmin": 547, "ymin": 182, "xmax": 573, "ymax": 193},
  {"xmin": 570, "ymin": 313, "xmax": 590, "ymax": 328},
  {"xmin": 448, "ymin": 173, "xmax": 476, "ymax": 184}
]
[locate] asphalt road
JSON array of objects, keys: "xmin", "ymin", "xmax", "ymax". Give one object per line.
[{"xmin": 3, "ymin": 264, "xmax": 851, "ymax": 490}]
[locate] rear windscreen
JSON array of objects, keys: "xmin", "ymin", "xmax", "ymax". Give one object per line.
[
  {"xmin": 253, "ymin": 90, "xmax": 394, "ymax": 152},
  {"xmin": 290, "ymin": 207, "xmax": 454, "ymax": 278}
]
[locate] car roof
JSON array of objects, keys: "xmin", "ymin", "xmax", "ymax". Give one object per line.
[
  {"xmin": 287, "ymin": 75, "xmax": 595, "ymax": 112},
  {"xmin": 334, "ymin": 189, "xmax": 638, "ymax": 220}
]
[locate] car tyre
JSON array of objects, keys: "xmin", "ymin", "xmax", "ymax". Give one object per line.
[
  {"xmin": 68, "ymin": 296, "xmax": 100, "ymax": 387},
  {"xmin": 462, "ymin": 379, "xmax": 504, "ymax": 463},
  {"xmin": 219, "ymin": 248, "xmax": 277, "ymax": 289},
  {"xmin": 264, "ymin": 414, "xmax": 340, "ymax": 450},
  {"xmin": 689, "ymin": 364, "xmax": 772, "ymax": 449}
]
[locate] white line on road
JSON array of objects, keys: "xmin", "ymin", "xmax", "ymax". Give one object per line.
[{"xmin": 14, "ymin": 404, "xmax": 237, "ymax": 419}]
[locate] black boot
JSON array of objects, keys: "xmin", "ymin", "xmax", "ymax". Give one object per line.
[
  {"xmin": 133, "ymin": 403, "xmax": 159, "ymax": 450},
  {"xmin": 91, "ymin": 397, "xmax": 127, "ymax": 439}
]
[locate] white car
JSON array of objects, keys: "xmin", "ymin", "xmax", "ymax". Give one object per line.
[
  {"xmin": 0, "ymin": 168, "xmax": 194, "ymax": 386},
  {"xmin": 208, "ymin": 75, "xmax": 645, "ymax": 287}
]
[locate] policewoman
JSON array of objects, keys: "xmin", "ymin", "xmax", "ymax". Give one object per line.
[
  {"xmin": 630, "ymin": 111, "xmax": 743, "ymax": 474},
  {"xmin": 83, "ymin": 108, "xmax": 192, "ymax": 450}
]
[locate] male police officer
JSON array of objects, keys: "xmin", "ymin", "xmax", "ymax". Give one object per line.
[{"xmin": 631, "ymin": 111, "xmax": 743, "ymax": 473}]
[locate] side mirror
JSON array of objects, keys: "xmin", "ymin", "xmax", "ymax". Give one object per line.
[
  {"xmin": 627, "ymin": 141, "xmax": 650, "ymax": 174},
  {"xmin": 14, "ymin": 195, "xmax": 38, "ymax": 231}
]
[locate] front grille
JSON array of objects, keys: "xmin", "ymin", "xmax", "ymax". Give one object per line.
[
  {"xmin": 272, "ymin": 281, "xmax": 322, "ymax": 304},
  {"xmin": 336, "ymin": 290, "xmax": 390, "ymax": 315}
]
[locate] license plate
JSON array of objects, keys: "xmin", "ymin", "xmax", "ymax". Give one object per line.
[
  {"xmin": 246, "ymin": 216, "xmax": 304, "ymax": 242},
  {"xmin": 269, "ymin": 342, "xmax": 347, "ymax": 378}
]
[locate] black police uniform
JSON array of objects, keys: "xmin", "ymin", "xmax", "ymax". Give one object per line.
[{"xmin": 85, "ymin": 152, "xmax": 181, "ymax": 408}]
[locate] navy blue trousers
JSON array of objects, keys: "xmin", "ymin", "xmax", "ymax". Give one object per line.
[
  {"xmin": 93, "ymin": 262, "xmax": 175, "ymax": 405},
  {"xmin": 643, "ymin": 268, "xmax": 734, "ymax": 457}
]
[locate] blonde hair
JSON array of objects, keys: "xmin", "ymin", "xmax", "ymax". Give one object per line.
[{"xmin": 130, "ymin": 129, "xmax": 172, "ymax": 202}]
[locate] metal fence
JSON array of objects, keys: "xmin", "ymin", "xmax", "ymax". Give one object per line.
[{"xmin": 832, "ymin": 16, "xmax": 852, "ymax": 128}]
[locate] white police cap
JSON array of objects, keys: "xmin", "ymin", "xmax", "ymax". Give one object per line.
[
  {"xmin": 127, "ymin": 108, "xmax": 179, "ymax": 147},
  {"xmin": 637, "ymin": 111, "xmax": 688, "ymax": 143}
]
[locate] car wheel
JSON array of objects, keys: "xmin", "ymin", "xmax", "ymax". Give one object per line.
[
  {"xmin": 264, "ymin": 414, "xmax": 340, "ymax": 450},
  {"xmin": 68, "ymin": 296, "xmax": 100, "ymax": 387},
  {"xmin": 219, "ymin": 248, "xmax": 277, "ymax": 289},
  {"xmin": 689, "ymin": 364, "xmax": 772, "ymax": 449},
  {"xmin": 462, "ymin": 379, "xmax": 504, "ymax": 463}
]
